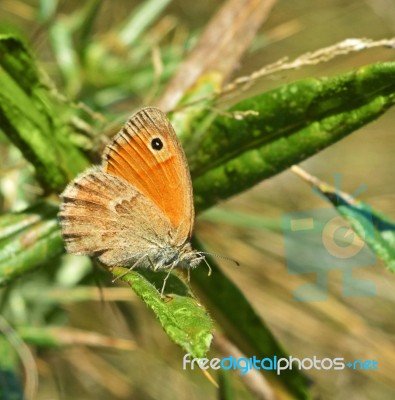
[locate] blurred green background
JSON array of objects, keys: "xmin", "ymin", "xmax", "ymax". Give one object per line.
[{"xmin": 0, "ymin": 0, "xmax": 394, "ymax": 399}]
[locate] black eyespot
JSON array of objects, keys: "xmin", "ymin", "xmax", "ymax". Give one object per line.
[{"xmin": 151, "ymin": 138, "xmax": 163, "ymax": 150}]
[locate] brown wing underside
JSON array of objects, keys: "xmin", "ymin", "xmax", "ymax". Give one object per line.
[
  {"xmin": 102, "ymin": 107, "xmax": 194, "ymax": 242},
  {"xmin": 59, "ymin": 167, "xmax": 173, "ymax": 267}
]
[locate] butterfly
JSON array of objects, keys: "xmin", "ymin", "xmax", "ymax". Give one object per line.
[{"xmin": 59, "ymin": 107, "xmax": 205, "ymax": 286}]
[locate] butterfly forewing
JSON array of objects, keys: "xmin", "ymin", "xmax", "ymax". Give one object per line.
[{"xmin": 102, "ymin": 108, "xmax": 194, "ymax": 242}]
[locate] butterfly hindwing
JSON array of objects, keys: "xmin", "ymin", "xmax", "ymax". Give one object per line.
[{"xmin": 59, "ymin": 167, "xmax": 174, "ymax": 267}]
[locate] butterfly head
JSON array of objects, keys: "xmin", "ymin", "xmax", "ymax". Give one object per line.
[{"xmin": 174, "ymin": 242, "xmax": 204, "ymax": 269}]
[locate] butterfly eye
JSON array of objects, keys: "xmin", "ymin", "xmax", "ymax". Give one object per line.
[{"xmin": 151, "ymin": 138, "xmax": 163, "ymax": 151}]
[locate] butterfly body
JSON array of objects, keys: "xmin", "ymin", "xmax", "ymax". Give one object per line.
[{"xmin": 59, "ymin": 108, "xmax": 202, "ymax": 273}]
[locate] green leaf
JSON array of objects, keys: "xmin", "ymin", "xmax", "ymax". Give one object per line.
[
  {"xmin": 339, "ymin": 204, "xmax": 395, "ymax": 272},
  {"xmin": 49, "ymin": 19, "xmax": 81, "ymax": 96},
  {"xmin": 187, "ymin": 62, "xmax": 395, "ymax": 211},
  {"xmin": 0, "ymin": 202, "xmax": 63, "ymax": 285},
  {"xmin": 218, "ymin": 370, "xmax": 235, "ymax": 400},
  {"xmin": 293, "ymin": 168, "xmax": 395, "ymax": 272},
  {"xmin": 0, "ymin": 35, "xmax": 40, "ymax": 93},
  {"xmin": 191, "ymin": 239, "xmax": 310, "ymax": 400},
  {"xmin": 0, "ymin": 34, "xmax": 89, "ymax": 193},
  {"xmin": 74, "ymin": 0, "xmax": 103, "ymax": 58},
  {"xmin": 118, "ymin": 0, "xmax": 173, "ymax": 46},
  {"xmin": 111, "ymin": 267, "xmax": 214, "ymax": 358}
]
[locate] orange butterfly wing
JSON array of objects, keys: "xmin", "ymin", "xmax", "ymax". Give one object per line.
[{"xmin": 102, "ymin": 107, "xmax": 194, "ymax": 243}]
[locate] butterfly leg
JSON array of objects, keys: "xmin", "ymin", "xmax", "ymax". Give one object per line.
[
  {"xmin": 153, "ymin": 260, "xmax": 162, "ymax": 271},
  {"xmin": 112, "ymin": 254, "xmax": 150, "ymax": 283},
  {"xmin": 160, "ymin": 263, "xmax": 177, "ymax": 297},
  {"xmin": 202, "ymin": 256, "xmax": 212, "ymax": 276}
]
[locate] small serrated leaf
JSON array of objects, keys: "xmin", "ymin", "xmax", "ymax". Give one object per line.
[{"xmin": 111, "ymin": 267, "xmax": 214, "ymax": 358}]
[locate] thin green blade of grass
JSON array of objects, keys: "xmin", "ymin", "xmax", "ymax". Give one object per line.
[
  {"xmin": 190, "ymin": 238, "xmax": 311, "ymax": 400},
  {"xmin": 118, "ymin": 0, "xmax": 173, "ymax": 46},
  {"xmin": 49, "ymin": 20, "xmax": 81, "ymax": 96},
  {"xmin": 74, "ymin": 0, "xmax": 103, "ymax": 57},
  {"xmin": 0, "ymin": 336, "xmax": 24, "ymax": 400},
  {"xmin": 37, "ymin": 0, "xmax": 58, "ymax": 22},
  {"xmin": 338, "ymin": 204, "xmax": 395, "ymax": 272},
  {"xmin": 0, "ymin": 202, "xmax": 63, "ymax": 285},
  {"xmin": 293, "ymin": 167, "xmax": 395, "ymax": 272},
  {"xmin": 218, "ymin": 370, "xmax": 235, "ymax": 400}
]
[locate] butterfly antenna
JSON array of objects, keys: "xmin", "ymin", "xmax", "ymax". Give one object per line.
[{"xmin": 198, "ymin": 251, "xmax": 240, "ymax": 267}]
